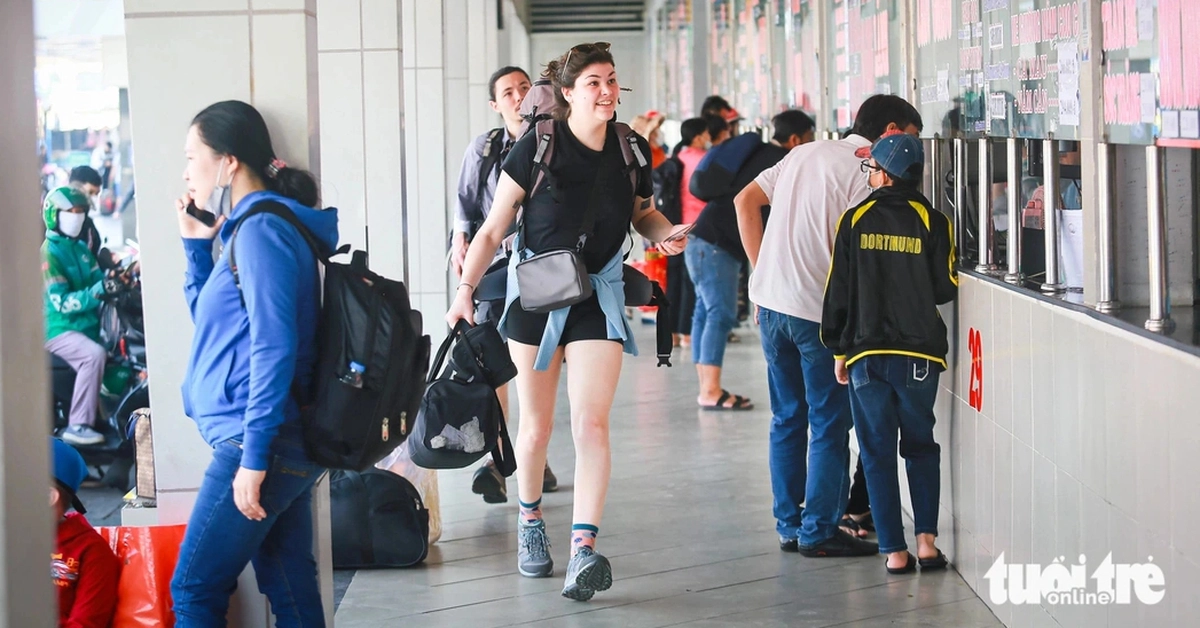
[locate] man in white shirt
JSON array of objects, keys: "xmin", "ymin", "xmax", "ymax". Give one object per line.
[{"xmin": 734, "ymin": 95, "xmax": 924, "ymax": 556}]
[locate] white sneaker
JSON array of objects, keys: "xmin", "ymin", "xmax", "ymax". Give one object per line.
[{"xmin": 61, "ymin": 425, "xmax": 105, "ymax": 446}]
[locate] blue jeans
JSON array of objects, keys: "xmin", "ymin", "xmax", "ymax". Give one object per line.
[
  {"xmin": 848, "ymin": 355, "xmax": 942, "ymax": 554},
  {"xmin": 684, "ymin": 236, "xmax": 741, "ymax": 367},
  {"xmin": 171, "ymin": 439, "xmax": 326, "ymax": 627},
  {"xmin": 758, "ymin": 308, "xmax": 852, "ymax": 545}
]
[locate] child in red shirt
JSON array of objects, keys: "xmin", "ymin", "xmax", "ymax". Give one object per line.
[{"xmin": 52, "ymin": 438, "xmax": 120, "ymax": 628}]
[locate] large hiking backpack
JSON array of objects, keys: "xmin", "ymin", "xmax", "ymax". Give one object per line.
[
  {"xmin": 330, "ymin": 467, "xmax": 429, "ymax": 568},
  {"xmin": 515, "ymin": 77, "xmax": 558, "ymax": 138},
  {"xmin": 514, "ymin": 77, "xmax": 675, "ymax": 366},
  {"xmin": 229, "ymin": 202, "xmax": 432, "ymax": 471},
  {"xmin": 516, "ymin": 77, "xmax": 648, "ymax": 196}
]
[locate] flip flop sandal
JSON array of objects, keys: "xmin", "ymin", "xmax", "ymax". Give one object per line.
[
  {"xmin": 700, "ymin": 390, "xmax": 754, "ymax": 411},
  {"xmin": 839, "ymin": 516, "xmax": 868, "ymax": 538},
  {"xmin": 886, "ymin": 552, "xmax": 917, "ymax": 575},
  {"xmin": 848, "ymin": 511, "xmax": 875, "ymax": 532},
  {"xmin": 918, "ymin": 550, "xmax": 949, "ymax": 571}
]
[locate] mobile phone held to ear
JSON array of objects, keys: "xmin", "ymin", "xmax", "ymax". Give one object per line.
[{"xmin": 185, "ymin": 201, "xmax": 218, "ymax": 227}]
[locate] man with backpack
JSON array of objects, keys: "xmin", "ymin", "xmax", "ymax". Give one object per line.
[{"xmin": 451, "ymin": 65, "xmax": 559, "ymax": 504}]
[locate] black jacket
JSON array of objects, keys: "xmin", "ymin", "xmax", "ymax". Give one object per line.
[{"xmin": 820, "ymin": 186, "xmax": 958, "ymax": 368}]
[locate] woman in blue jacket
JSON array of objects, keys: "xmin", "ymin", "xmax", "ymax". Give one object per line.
[{"xmin": 170, "ymin": 100, "xmax": 338, "ymax": 627}]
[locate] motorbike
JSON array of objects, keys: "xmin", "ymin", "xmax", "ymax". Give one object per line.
[{"xmin": 50, "ymin": 246, "xmax": 147, "ymax": 492}]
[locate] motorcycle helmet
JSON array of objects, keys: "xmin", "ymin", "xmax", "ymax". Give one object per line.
[{"xmin": 43, "ymin": 186, "xmax": 89, "ymax": 233}]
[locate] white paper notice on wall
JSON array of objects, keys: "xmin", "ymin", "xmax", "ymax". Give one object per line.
[
  {"xmin": 1141, "ymin": 74, "xmax": 1157, "ymax": 124},
  {"xmin": 937, "ymin": 69, "xmax": 950, "ymax": 102},
  {"xmin": 1058, "ymin": 42, "xmax": 1080, "ymax": 127},
  {"xmin": 1162, "ymin": 110, "xmax": 1181, "ymax": 138},
  {"xmin": 1181, "ymin": 111, "xmax": 1200, "ymax": 139},
  {"xmin": 1138, "ymin": 5, "xmax": 1155, "ymax": 42}
]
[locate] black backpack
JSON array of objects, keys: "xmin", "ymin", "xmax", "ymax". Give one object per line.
[
  {"xmin": 409, "ymin": 323, "xmax": 516, "ymax": 474},
  {"xmin": 229, "ymin": 202, "xmax": 432, "ymax": 471},
  {"xmin": 652, "ymin": 156, "xmax": 684, "ymax": 224},
  {"xmin": 330, "ymin": 468, "xmax": 429, "ymax": 568}
]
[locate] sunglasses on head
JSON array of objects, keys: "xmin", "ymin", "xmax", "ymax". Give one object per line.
[{"xmin": 564, "ymin": 41, "xmax": 612, "ymax": 70}]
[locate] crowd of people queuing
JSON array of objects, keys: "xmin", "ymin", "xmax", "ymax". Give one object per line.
[{"xmin": 46, "ymin": 39, "xmax": 955, "ymax": 625}]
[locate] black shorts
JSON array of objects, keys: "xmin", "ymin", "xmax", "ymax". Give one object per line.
[{"xmin": 504, "ymin": 294, "xmax": 622, "ymax": 347}]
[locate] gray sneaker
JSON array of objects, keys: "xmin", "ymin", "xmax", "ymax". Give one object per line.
[
  {"xmin": 561, "ymin": 547, "xmax": 612, "ymax": 601},
  {"xmin": 61, "ymin": 425, "xmax": 104, "ymax": 446},
  {"xmin": 517, "ymin": 520, "xmax": 554, "ymax": 578}
]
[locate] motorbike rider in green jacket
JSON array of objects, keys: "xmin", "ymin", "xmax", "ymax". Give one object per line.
[{"xmin": 43, "ymin": 186, "xmax": 109, "ymax": 446}]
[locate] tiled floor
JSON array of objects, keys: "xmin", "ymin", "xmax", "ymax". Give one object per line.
[{"xmin": 335, "ymin": 323, "xmax": 1001, "ymax": 627}]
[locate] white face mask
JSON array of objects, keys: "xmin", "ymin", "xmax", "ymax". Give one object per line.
[
  {"xmin": 58, "ymin": 212, "xmax": 86, "ymax": 238},
  {"xmin": 206, "ymin": 158, "xmax": 232, "ymax": 217}
]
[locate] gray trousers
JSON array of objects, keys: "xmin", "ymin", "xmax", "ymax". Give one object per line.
[{"xmin": 46, "ymin": 331, "xmax": 106, "ymax": 427}]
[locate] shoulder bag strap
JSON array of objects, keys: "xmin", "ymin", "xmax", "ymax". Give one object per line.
[{"xmin": 472, "ymin": 128, "xmax": 506, "ymax": 232}]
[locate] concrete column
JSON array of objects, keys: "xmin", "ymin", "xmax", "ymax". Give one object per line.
[
  {"xmin": 316, "ymin": 0, "xmax": 408, "ymax": 281},
  {"xmin": 122, "ymin": 0, "xmax": 330, "ymax": 624},
  {"xmin": 1079, "ymin": 0, "xmax": 1105, "ymax": 305},
  {"xmin": 401, "ymin": 0, "xmax": 450, "ymax": 342},
  {"xmin": 0, "ymin": 1, "xmax": 54, "ymax": 626},
  {"xmin": 401, "ymin": 0, "xmax": 501, "ymax": 346}
]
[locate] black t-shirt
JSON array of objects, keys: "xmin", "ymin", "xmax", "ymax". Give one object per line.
[
  {"xmin": 691, "ymin": 143, "xmax": 789, "ymax": 261},
  {"xmin": 502, "ymin": 121, "xmax": 654, "ymax": 273}
]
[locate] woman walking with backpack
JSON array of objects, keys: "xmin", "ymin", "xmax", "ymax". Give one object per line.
[
  {"xmin": 446, "ymin": 43, "xmax": 690, "ymax": 602},
  {"xmin": 170, "ymin": 100, "xmax": 338, "ymax": 627}
]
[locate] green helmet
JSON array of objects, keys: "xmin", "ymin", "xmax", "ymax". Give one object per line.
[{"xmin": 43, "ymin": 186, "xmax": 89, "ymax": 232}]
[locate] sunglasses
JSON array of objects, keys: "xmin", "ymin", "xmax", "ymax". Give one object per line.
[{"xmin": 563, "ymin": 41, "xmax": 612, "ymax": 72}]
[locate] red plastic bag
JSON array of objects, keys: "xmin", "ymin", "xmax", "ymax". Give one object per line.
[{"xmin": 97, "ymin": 524, "xmax": 187, "ymax": 628}]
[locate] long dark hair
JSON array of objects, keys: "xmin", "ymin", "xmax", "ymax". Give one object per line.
[
  {"xmin": 542, "ymin": 42, "xmax": 616, "ymax": 121},
  {"xmin": 191, "ymin": 100, "xmax": 320, "ymax": 207}
]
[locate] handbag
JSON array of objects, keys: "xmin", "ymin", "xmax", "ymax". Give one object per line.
[
  {"xmin": 330, "ymin": 468, "xmax": 429, "ymax": 568},
  {"xmin": 449, "ymin": 320, "xmax": 517, "ymax": 388},
  {"xmin": 410, "ymin": 325, "xmax": 517, "ymax": 474},
  {"xmin": 514, "ymin": 167, "xmax": 605, "ymax": 313}
]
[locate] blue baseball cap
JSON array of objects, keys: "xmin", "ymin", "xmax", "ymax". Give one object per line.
[
  {"xmin": 856, "ymin": 130, "xmax": 925, "ymax": 181},
  {"xmin": 52, "ymin": 438, "xmax": 89, "ymax": 514}
]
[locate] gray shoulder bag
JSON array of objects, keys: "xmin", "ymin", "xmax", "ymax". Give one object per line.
[{"xmin": 514, "ymin": 149, "xmax": 604, "ymax": 314}]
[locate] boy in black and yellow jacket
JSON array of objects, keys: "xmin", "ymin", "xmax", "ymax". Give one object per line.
[{"xmin": 821, "ymin": 130, "xmax": 957, "ymax": 575}]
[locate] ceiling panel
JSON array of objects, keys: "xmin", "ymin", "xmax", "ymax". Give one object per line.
[{"xmin": 529, "ymin": 0, "xmax": 645, "ymax": 33}]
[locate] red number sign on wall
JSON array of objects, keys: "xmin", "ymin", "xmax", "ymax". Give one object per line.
[{"xmin": 968, "ymin": 327, "xmax": 984, "ymax": 412}]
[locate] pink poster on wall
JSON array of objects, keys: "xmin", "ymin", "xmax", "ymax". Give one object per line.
[{"xmin": 1157, "ymin": 0, "xmax": 1200, "ymax": 147}]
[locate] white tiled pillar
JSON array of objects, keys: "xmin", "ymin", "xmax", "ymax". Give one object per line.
[
  {"xmin": 0, "ymin": 2, "xmax": 55, "ymax": 625},
  {"xmin": 123, "ymin": 1, "xmax": 330, "ymax": 625},
  {"xmin": 401, "ymin": 0, "xmax": 501, "ymax": 347},
  {"xmin": 316, "ymin": 0, "xmax": 408, "ymax": 286}
]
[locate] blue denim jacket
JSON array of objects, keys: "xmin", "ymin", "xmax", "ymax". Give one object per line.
[{"xmin": 498, "ymin": 249, "xmax": 637, "ymax": 371}]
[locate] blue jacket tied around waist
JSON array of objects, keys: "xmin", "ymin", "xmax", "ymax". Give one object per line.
[
  {"xmin": 498, "ymin": 249, "xmax": 638, "ymax": 371},
  {"xmin": 181, "ymin": 190, "xmax": 340, "ymax": 471}
]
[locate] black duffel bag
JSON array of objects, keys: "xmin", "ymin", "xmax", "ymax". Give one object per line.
[
  {"xmin": 409, "ymin": 324, "xmax": 517, "ymax": 474},
  {"xmin": 331, "ymin": 468, "xmax": 429, "ymax": 568}
]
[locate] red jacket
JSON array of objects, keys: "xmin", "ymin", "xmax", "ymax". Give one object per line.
[{"xmin": 54, "ymin": 512, "xmax": 120, "ymax": 628}]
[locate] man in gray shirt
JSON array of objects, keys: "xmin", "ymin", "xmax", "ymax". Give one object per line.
[{"xmin": 451, "ymin": 65, "xmax": 558, "ymax": 502}]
